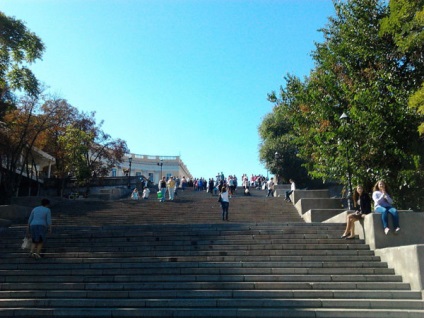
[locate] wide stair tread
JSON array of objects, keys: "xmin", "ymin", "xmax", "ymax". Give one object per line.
[
  {"xmin": 1, "ymin": 189, "xmax": 423, "ymax": 317},
  {"xmin": 45, "ymin": 188, "xmax": 302, "ymax": 226}
]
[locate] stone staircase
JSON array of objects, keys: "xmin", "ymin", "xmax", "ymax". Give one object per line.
[
  {"xmin": 46, "ymin": 188, "xmax": 302, "ymax": 226},
  {"xmin": 0, "ymin": 188, "xmax": 423, "ymax": 317}
]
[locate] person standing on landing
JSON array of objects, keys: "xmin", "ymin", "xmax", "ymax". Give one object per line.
[
  {"xmin": 372, "ymin": 180, "xmax": 400, "ymax": 235},
  {"xmin": 27, "ymin": 198, "xmax": 52, "ymax": 259},
  {"xmin": 340, "ymin": 185, "xmax": 371, "ymax": 239},
  {"xmin": 158, "ymin": 176, "xmax": 167, "ymax": 202},
  {"xmin": 219, "ymin": 185, "xmax": 230, "ymax": 221},
  {"xmin": 167, "ymin": 176, "xmax": 176, "ymax": 200}
]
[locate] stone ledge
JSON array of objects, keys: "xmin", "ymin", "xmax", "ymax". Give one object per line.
[
  {"xmin": 302, "ymin": 209, "xmax": 346, "ymax": 223},
  {"xmin": 323, "ymin": 208, "xmax": 424, "ymax": 295},
  {"xmin": 375, "ymin": 245, "xmax": 424, "ymax": 292},
  {"xmin": 0, "ymin": 218, "xmax": 12, "ymax": 229},
  {"xmin": 295, "ymin": 198, "xmax": 342, "ymax": 216},
  {"xmin": 292, "ymin": 190, "xmax": 330, "ymax": 204},
  {"xmin": 324, "ymin": 211, "xmax": 424, "ymax": 249},
  {"xmin": 0, "ymin": 205, "xmax": 32, "ymax": 223},
  {"xmin": 364, "ymin": 212, "xmax": 424, "ymax": 250}
]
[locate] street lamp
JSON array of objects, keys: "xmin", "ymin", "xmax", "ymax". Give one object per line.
[
  {"xmin": 274, "ymin": 152, "xmax": 279, "ymax": 183},
  {"xmin": 157, "ymin": 160, "xmax": 163, "ymax": 180},
  {"xmin": 128, "ymin": 157, "xmax": 132, "ymax": 189},
  {"xmin": 339, "ymin": 112, "xmax": 353, "ymax": 211}
]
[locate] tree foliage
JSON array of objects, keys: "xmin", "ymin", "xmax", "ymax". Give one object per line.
[
  {"xmin": 0, "ymin": 11, "xmax": 45, "ymax": 116},
  {"xmin": 259, "ymin": 75, "xmax": 310, "ymax": 186},
  {"xmin": 259, "ymin": 0, "xmax": 424, "ymax": 209},
  {"xmin": 0, "ymin": 94, "xmax": 129, "ymax": 202},
  {"xmin": 39, "ymin": 104, "xmax": 129, "ymax": 196},
  {"xmin": 380, "ymin": 0, "xmax": 424, "ymax": 135},
  {"xmin": 0, "ymin": 12, "xmax": 130, "ymax": 202},
  {"xmin": 409, "ymin": 83, "xmax": 424, "ymax": 135},
  {"xmin": 57, "ymin": 111, "xmax": 129, "ymax": 193},
  {"xmin": 0, "ymin": 94, "xmax": 62, "ymax": 202}
]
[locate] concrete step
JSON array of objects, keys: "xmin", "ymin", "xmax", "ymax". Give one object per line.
[
  {"xmin": 1, "ymin": 189, "xmax": 423, "ymax": 317},
  {"xmin": 2, "ymin": 253, "xmax": 384, "ymax": 264},
  {"xmin": 0, "ymin": 280, "xmax": 413, "ymax": 291},
  {"xmin": 295, "ymin": 198, "xmax": 342, "ymax": 216},
  {"xmin": 302, "ymin": 209, "xmax": 347, "ymax": 223},
  {"xmin": 0, "ymin": 298, "xmax": 423, "ymax": 310},
  {"xmin": 0, "ymin": 263, "xmax": 396, "ymax": 275},
  {"xmin": 0, "ymin": 307, "xmax": 423, "ymax": 318},
  {"xmin": 1, "ymin": 289, "xmax": 421, "ymax": 300},
  {"xmin": 0, "ymin": 273, "xmax": 404, "ymax": 284}
]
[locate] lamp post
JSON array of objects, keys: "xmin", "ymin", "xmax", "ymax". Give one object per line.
[
  {"xmin": 339, "ymin": 112, "xmax": 353, "ymax": 211},
  {"xmin": 274, "ymin": 152, "xmax": 280, "ymax": 184},
  {"xmin": 127, "ymin": 157, "xmax": 132, "ymax": 189},
  {"xmin": 157, "ymin": 160, "xmax": 163, "ymax": 180}
]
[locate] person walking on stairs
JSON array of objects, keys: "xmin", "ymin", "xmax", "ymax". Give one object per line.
[
  {"xmin": 27, "ymin": 198, "xmax": 52, "ymax": 259},
  {"xmin": 266, "ymin": 178, "xmax": 275, "ymax": 197},
  {"xmin": 285, "ymin": 179, "xmax": 296, "ymax": 202}
]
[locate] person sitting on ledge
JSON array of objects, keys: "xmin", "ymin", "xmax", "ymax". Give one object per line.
[
  {"xmin": 372, "ymin": 180, "xmax": 400, "ymax": 235},
  {"xmin": 340, "ymin": 185, "xmax": 371, "ymax": 239}
]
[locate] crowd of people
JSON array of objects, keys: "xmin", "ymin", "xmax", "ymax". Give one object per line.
[{"xmin": 129, "ymin": 173, "xmax": 274, "ymax": 220}]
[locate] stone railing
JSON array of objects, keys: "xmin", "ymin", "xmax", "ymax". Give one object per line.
[{"xmin": 291, "ymin": 188, "xmax": 424, "ymax": 293}]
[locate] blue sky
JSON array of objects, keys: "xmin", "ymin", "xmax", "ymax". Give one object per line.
[{"xmin": 2, "ymin": 0, "xmax": 335, "ymax": 180}]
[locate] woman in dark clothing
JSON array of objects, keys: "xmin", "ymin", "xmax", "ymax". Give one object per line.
[{"xmin": 340, "ymin": 185, "xmax": 371, "ymax": 239}]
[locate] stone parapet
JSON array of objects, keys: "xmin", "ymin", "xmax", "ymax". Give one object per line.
[
  {"xmin": 294, "ymin": 198, "xmax": 342, "ymax": 216},
  {"xmin": 302, "ymin": 209, "xmax": 346, "ymax": 223},
  {"xmin": 364, "ymin": 212, "xmax": 424, "ymax": 249},
  {"xmin": 292, "ymin": 189, "xmax": 330, "ymax": 204},
  {"xmin": 375, "ymin": 245, "xmax": 424, "ymax": 292},
  {"xmin": 0, "ymin": 218, "xmax": 12, "ymax": 229},
  {"xmin": 0, "ymin": 205, "xmax": 32, "ymax": 223},
  {"xmin": 323, "ymin": 211, "xmax": 424, "ymax": 249},
  {"xmin": 324, "ymin": 209, "xmax": 424, "ymax": 294}
]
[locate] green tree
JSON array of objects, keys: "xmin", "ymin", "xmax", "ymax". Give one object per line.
[
  {"xmin": 260, "ymin": 0, "xmax": 424, "ymax": 209},
  {"xmin": 380, "ymin": 0, "xmax": 424, "ymax": 135},
  {"xmin": 36, "ymin": 98, "xmax": 81, "ymax": 196},
  {"xmin": 0, "ymin": 94, "xmax": 63, "ymax": 203},
  {"xmin": 0, "ymin": 11, "xmax": 45, "ymax": 116},
  {"xmin": 409, "ymin": 84, "xmax": 424, "ymax": 135},
  {"xmin": 57, "ymin": 111, "xmax": 129, "ymax": 195},
  {"xmin": 58, "ymin": 126, "xmax": 93, "ymax": 187},
  {"xmin": 260, "ymin": 75, "xmax": 310, "ymax": 186}
]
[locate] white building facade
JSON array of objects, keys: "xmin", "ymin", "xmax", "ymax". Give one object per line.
[{"xmin": 111, "ymin": 154, "xmax": 192, "ymax": 184}]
